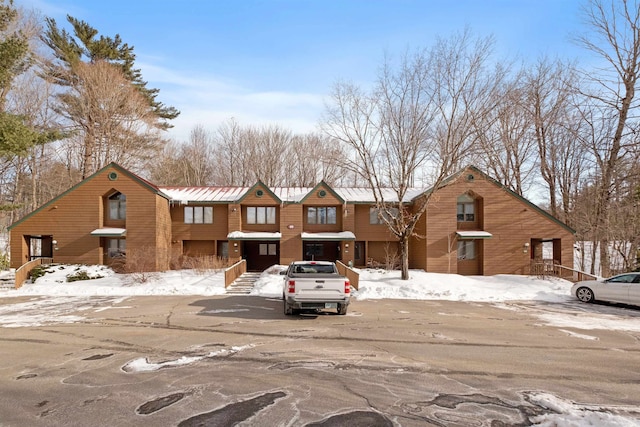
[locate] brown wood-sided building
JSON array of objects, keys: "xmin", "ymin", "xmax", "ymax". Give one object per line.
[{"xmin": 9, "ymin": 163, "xmax": 575, "ymax": 274}]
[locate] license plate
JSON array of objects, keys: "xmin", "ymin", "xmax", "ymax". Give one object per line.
[{"xmin": 325, "ymin": 303, "xmax": 337, "ymax": 309}]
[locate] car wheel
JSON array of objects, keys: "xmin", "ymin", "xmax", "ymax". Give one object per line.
[
  {"xmin": 284, "ymin": 301, "xmax": 293, "ymax": 315},
  {"xmin": 337, "ymin": 304, "xmax": 347, "ymax": 315},
  {"xmin": 576, "ymin": 287, "xmax": 594, "ymax": 303}
]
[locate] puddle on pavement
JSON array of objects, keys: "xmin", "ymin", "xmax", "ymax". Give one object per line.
[
  {"xmin": 177, "ymin": 391, "xmax": 286, "ymax": 426},
  {"xmin": 305, "ymin": 410, "xmax": 394, "ymax": 426},
  {"xmin": 137, "ymin": 392, "xmax": 186, "ymax": 415},
  {"xmin": 82, "ymin": 353, "xmax": 113, "ymax": 361}
]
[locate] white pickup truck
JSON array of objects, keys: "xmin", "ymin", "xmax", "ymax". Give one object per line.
[{"xmin": 282, "ymin": 261, "xmax": 351, "ymax": 315}]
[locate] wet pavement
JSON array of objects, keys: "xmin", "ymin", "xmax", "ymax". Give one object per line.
[{"xmin": 1, "ymin": 295, "xmax": 639, "ymax": 426}]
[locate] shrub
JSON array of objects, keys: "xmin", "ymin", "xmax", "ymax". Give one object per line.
[
  {"xmin": 29, "ymin": 265, "xmax": 48, "ymax": 281},
  {"xmin": 0, "ymin": 252, "xmax": 9, "ymax": 270},
  {"xmin": 181, "ymin": 255, "xmax": 230, "ymax": 273},
  {"xmin": 66, "ymin": 269, "xmax": 103, "ymax": 282}
]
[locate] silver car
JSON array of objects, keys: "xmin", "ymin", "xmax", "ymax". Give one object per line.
[{"xmin": 571, "ymin": 272, "xmax": 640, "ymax": 305}]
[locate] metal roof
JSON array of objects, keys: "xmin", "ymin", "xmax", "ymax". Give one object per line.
[{"xmin": 159, "ymin": 185, "xmax": 424, "ymax": 204}]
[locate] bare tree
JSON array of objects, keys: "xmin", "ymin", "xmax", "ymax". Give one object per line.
[
  {"xmin": 211, "ymin": 118, "xmax": 253, "ymax": 186},
  {"xmin": 473, "ymin": 71, "xmax": 537, "ymax": 196},
  {"xmin": 287, "ymin": 133, "xmax": 346, "ymax": 186},
  {"xmin": 520, "ymin": 58, "xmax": 586, "ymax": 221},
  {"xmin": 180, "ymin": 125, "xmax": 216, "ymax": 186},
  {"xmin": 323, "ymin": 30, "xmax": 501, "ymax": 279},
  {"xmin": 577, "ymin": 0, "xmax": 640, "ymax": 276},
  {"xmin": 55, "ymin": 61, "xmax": 164, "ymax": 176}
]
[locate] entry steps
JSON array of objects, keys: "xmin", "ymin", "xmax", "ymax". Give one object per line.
[
  {"xmin": 226, "ymin": 272, "xmax": 262, "ymax": 295},
  {"xmin": 0, "ymin": 270, "xmax": 15, "ymax": 290}
]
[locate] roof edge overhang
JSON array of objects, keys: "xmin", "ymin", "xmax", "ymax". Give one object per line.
[
  {"xmin": 301, "ymin": 231, "xmax": 356, "ymax": 241},
  {"xmin": 227, "ymin": 231, "xmax": 282, "ymax": 240},
  {"xmin": 91, "ymin": 227, "xmax": 127, "ymax": 237},
  {"xmin": 456, "ymin": 230, "xmax": 492, "ymax": 240}
]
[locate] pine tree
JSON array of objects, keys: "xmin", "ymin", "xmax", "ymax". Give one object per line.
[{"xmin": 42, "ymin": 15, "xmax": 179, "ymax": 129}]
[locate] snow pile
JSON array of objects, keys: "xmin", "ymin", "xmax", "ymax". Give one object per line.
[
  {"xmin": 251, "ymin": 267, "xmax": 572, "ymax": 303},
  {"xmin": 9, "ymin": 264, "xmax": 227, "ymax": 296}
]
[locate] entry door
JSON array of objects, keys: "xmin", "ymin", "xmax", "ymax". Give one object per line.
[
  {"xmin": 303, "ymin": 242, "xmax": 339, "ymax": 262},
  {"xmin": 244, "ymin": 241, "xmax": 279, "ymax": 271},
  {"xmin": 28, "ymin": 236, "xmax": 53, "ymax": 260},
  {"xmin": 354, "ymin": 241, "xmax": 365, "ymax": 266}
]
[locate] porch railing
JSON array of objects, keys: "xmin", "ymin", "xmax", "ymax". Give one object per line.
[
  {"xmin": 224, "ymin": 259, "xmax": 246, "ymax": 288},
  {"xmin": 14, "ymin": 257, "xmax": 54, "ymax": 289},
  {"xmin": 530, "ymin": 259, "xmax": 598, "ymax": 282},
  {"xmin": 336, "ymin": 260, "xmax": 360, "ymax": 290}
]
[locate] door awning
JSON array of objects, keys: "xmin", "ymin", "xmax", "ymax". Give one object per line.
[
  {"xmin": 301, "ymin": 231, "xmax": 356, "ymax": 241},
  {"xmin": 227, "ymin": 231, "xmax": 282, "ymax": 240},
  {"xmin": 456, "ymin": 231, "xmax": 492, "ymax": 239},
  {"xmin": 91, "ymin": 228, "xmax": 126, "ymax": 237}
]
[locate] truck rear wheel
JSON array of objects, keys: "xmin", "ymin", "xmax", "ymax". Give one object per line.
[
  {"xmin": 284, "ymin": 301, "xmax": 294, "ymax": 315},
  {"xmin": 337, "ymin": 304, "xmax": 347, "ymax": 315}
]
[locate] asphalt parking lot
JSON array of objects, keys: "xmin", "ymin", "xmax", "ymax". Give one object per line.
[{"xmin": 1, "ymin": 295, "xmax": 639, "ymax": 426}]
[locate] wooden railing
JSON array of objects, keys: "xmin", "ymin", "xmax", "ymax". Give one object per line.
[
  {"xmin": 224, "ymin": 259, "xmax": 246, "ymax": 288},
  {"xmin": 531, "ymin": 260, "xmax": 598, "ymax": 282},
  {"xmin": 14, "ymin": 257, "xmax": 53, "ymax": 289},
  {"xmin": 336, "ymin": 261, "xmax": 360, "ymax": 290}
]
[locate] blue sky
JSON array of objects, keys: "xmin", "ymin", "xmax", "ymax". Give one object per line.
[{"xmin": 17, "ymin": 0, "xmax": 588, "ymax": 142}]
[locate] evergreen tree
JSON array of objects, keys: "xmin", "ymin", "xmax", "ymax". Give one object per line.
[
  {"xmin": 42, "ymin": 15, "xmax": 179, "ymax": 130},
  {"xmin": 0, "ymin": 0, "xmax": 36, "ymax": 154}
]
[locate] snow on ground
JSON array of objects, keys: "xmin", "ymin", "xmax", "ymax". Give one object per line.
[{"xmin": 3, "ymin": 263, "xmax": 640, "ymax": 336}]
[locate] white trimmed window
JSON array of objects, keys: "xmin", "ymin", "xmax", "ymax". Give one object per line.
[{"xmin": 184, "ymin": 206, "xmax": 213, "ymax": 224}]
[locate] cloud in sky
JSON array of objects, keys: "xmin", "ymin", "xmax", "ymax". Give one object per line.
[
  {"xmin": 17, "ymin": 0, "xmax": 590, "ymax": 142},
  {"xmin": 139, "ymin": 61, "xmax": 325, "ymax": 141}
]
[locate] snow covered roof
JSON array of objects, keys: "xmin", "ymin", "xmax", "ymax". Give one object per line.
[
  {"xmin": 226, "ymin": 231, "xmax": 282, "ymax": 240},
  {"xmin": 301, "ymin": 231, "xmax": 356, "ymax": 241},
  {"xmin": 160, "ymin": 187, "xmax": 250, "ymax": 203},
  {"xmin": 456, "ymin": 231, "xmax": 493, "ymax": 239},
  {"xmin": 90, "ymin": 228, "xmax": 127, "ymax": 236},
  {"xmin": 159, "ymin": 185, "xmax": 424, "ymax": 204},
  {"xmin": 334, "ymin": 188, "xmax": 424, "ymax": 203}
]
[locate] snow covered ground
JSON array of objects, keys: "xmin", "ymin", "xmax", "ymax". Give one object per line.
[
  {"xmin": 1, "ymin": 263, "xmax": 572, "ymax": 301},
  {"xmin": 1, "ymin": 264, "xmax": 639, "ymax": 426}
]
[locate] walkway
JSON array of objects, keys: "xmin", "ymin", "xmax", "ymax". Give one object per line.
[{"xmin": 226, "ymin": 272, "xmax": 262, "ymax": 295}]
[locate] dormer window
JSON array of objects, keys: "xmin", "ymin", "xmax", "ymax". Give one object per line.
[
  {"xmin": 109, "ymin": 192, "xmax": 126, "ymax": 220},
  {"xmin": 457, "ymin": 194, "xmax": 475, "ymax": 222}
]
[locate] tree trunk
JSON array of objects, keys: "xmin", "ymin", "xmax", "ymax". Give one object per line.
[{"xmin": 400, "ymin": 235, "xmax": 410, "ymax": 280}]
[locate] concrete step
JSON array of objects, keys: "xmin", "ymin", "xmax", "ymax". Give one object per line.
[
  {"xmin": 226, "ymin": 272, "xmax": 262, "ymax": 295},
  {"xmin": 0, "ymin": 271, "xmax": 15, "ymax": 289}
]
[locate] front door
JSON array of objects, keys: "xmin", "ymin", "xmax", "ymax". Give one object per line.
[
  {"xmin": 354, "ymin": 241, "xmax": 365, "ymax": 266},
  {"xmin": 244, "ymin": 241, "xmax": 279, "ymax": 271},
  {"xmin": 303, "ymin": 241, "xmax": 339, "ymax": 262},
  {"xmin": 28, "ymin": 235, "xmax": 53, "ymax": 260}
]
